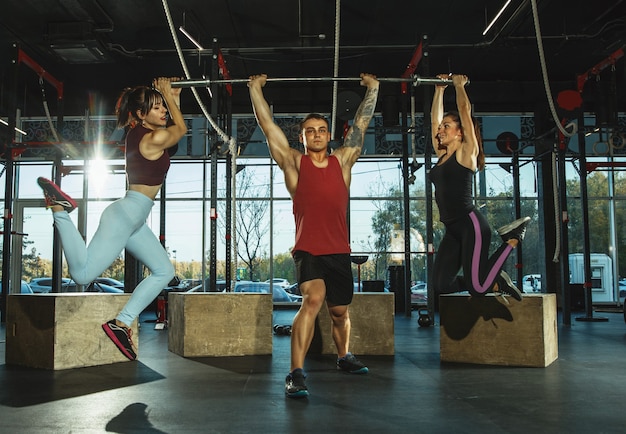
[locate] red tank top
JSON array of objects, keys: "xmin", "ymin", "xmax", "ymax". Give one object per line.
[
  {"xmin": 125, "ymin": 125, "xmax": 170, "ymax": 186},
  {"xmin": 292, "ymin": 155, "xmax": 350, "ymax": 255}
]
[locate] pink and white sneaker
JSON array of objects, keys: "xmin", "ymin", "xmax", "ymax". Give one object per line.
[{"xmin": 37, "ymin": 177, "xmax": 77, "ymax": 213}]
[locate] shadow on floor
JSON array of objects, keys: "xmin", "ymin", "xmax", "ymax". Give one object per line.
[{"xmin": 0, "ymin": 362, "xmax": 164, "ymax": 408}]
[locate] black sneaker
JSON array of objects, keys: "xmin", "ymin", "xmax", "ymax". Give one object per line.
[
  {"xmin": 495, "ymin": 271, "xmax": 523, "ymax": 301},
  {"xmin": 285, "ymin": 368, "xmax": 309, "ymax": 398},
  {"xmin": 102, "ymin": 320, "xmax": 137, "ymax": 361},
  {"xmin": 497, "ymin": 216, "xmax": 530, "ymax": 243},
  {"xmin": 337, "ymin": 353, "xmax": 369, "ymax": 374},
  {"xmin": 37, "ymin": 177, "xmax": 77, "ymax": 213}
]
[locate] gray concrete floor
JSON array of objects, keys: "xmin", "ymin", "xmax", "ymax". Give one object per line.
[{"xmin": 1, "ymin": 306, "xmax": 625, "ymax": 433}]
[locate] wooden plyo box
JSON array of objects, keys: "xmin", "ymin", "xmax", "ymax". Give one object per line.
[
  {"xmin": 5, "ymin": 293, "xmax": 137, "ymax": 370},
  {"xmin": 440, "ymin": 293, "xmax": 558, "ymax": 367},
  {"xmin": 168, "ymin": 292, "xmax": 273, "ymax": 357},
  {"xmin": 312, "ymin": 292, "xmax": 395, "ymax": 356}
]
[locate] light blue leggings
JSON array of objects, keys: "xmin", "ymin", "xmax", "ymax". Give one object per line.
[{"xmin": 53, "ymin": 190, "xmax": 174, "ymax": 326}]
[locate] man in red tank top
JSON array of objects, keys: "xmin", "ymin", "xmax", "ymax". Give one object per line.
[{"xmin": 249, "ymin": 73, "xmax": 379, "ymax": 398}]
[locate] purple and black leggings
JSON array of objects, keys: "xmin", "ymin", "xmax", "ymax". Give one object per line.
[{"xmin": 432, "ymin": 209, "xmax": 513, "ymax": 296}]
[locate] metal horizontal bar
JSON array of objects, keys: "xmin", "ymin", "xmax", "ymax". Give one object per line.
[
  {"xmin": 170, "ymin": 75, "xmax": 464, "ymax": 88},
  {"xmin": 414, "ymin": 77, "xmax": 454, "ymax": 86}
]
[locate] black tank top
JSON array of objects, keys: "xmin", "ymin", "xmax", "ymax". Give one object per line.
[{"xmin": 428, "ymin": 152, "xmax": 476, "ymax": 224}]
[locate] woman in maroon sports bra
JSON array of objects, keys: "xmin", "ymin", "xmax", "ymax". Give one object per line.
[{"xmin": 37, "ymin": 77, "xmax": 187, "ymax": 361}]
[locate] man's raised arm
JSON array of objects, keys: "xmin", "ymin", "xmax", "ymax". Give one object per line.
[
  {"xmin": 248, "ymin": 74, "xmax": 293, "ymax": 169},
  {"xmin": 339, "ymin": 73, "xmax": 379, "ymax": 166}
]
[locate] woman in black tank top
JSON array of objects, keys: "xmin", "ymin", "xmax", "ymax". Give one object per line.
[{"xmin": 429, "ymin": 74, "xmax": 530, "ymax": 303}]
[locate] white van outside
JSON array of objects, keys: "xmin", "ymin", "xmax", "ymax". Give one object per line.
[{"xmin": 569, "ymin": 253, "xmax": 615, "ymax": 302}]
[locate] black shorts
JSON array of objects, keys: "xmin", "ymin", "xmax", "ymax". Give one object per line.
[{"xmin": 293, "ymin": 250, "xmax": 354, "ymax": 306}]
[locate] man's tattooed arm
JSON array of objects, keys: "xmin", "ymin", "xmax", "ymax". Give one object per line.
[{"xmin": 344, "ymin": 85, "xmax": 379, "ymax": 149}]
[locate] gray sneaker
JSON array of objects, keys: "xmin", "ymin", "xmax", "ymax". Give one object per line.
[
  {"xmin": 495, "ymin": 271, "xmax": 523, "ymax": 301},
  {"xmin": 285, "ymin": 368, "xmax": 309, "ymax": 398},
  {"xmin": 337, "ymin": 353, "xmax": 369, "ymax": 374},
  {"xmin": 497, "ymin": 216, "xmax": 530, "ymax": 243}
]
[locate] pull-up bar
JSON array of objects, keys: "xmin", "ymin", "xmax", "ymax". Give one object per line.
[{"xmin": 170, "ymin": 75, "xmax": 468, "ymax": 88}]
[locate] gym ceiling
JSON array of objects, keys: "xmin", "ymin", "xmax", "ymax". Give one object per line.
[{"xmin": 1, "ymin": 0, "xmax": 625, "ymax": 120}]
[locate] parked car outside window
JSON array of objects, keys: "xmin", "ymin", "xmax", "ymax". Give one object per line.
[
  {"xmin": 29, "ymin": 277, "xmax": 124, "ymax": 293},
  {"xmin": 177, "ymin": 279, "xmax": 201, "ymax": 291},
  {"xmin": 29, "ymin": 277, "xmax": 73, "ymax": 293},
  {"xmin": 235, "ymin": 281, "xmax": 302, "ymax": 303},
  {"xmin": 264, "ymin": 278, "xmax": 291, "ymax": 289},
  {"xmin": 618, "ymin": 280, "xmax": 626, "ymax": 300},
  {"xmin": 85, "ymin": 281, "xmax": 124, "ymax": 293},
  {"xmin": 93, "ymin": 277, "xmax": 125, "ymax": 290},
  {"xmin": 187, "ymin": 280, "xmax": 232, "ymax": 293},
  {"xmin": 285, "ymin": 283, "xmax": 301, "ymax": 296},
  {"xmin": 410, "ymin": 282, "xmax": 428, "ymax": 304},
  {"xmin": 0, "ymin": 280, "xmax": 33, "ymax": 294}
]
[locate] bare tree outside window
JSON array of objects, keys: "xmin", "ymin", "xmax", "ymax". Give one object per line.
[{"xmin": 218, "ymin": 167, "xmax": 270, "ymax": 281}]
